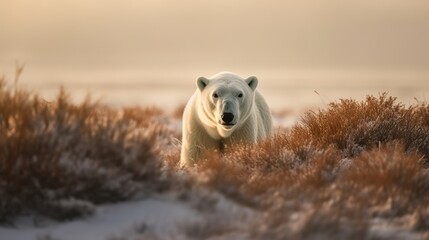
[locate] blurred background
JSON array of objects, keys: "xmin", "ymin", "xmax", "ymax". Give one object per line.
[{"xmin": 1, "ymin": 0, "xmax": 429, "ymax": 115}]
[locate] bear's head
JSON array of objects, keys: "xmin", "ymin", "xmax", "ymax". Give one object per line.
[{"xmin": 196, "ymin": 72, "xmax": 258, "ymax": 138}]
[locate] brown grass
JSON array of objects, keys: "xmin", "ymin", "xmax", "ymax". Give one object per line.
[
  {"xmin": 0, "ymin": 77, "xmax": 175, "ymax": 223},
  {"xmin": 295, "ymin": 94, "xmax": 429, "ymax": 163}
]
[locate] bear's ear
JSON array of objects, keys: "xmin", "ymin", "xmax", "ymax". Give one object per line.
[
  {"xmin": 196, "ymin": 77, "xmax": 210, "ymax": 91},
  {"xmin": 245, "ymin": 76, "xmax": 258, "ymax": 91}
]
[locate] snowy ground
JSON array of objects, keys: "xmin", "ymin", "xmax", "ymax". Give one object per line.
[
  {"xmin": 0, "ymin": 189, "xmax": 257, "ymax": 240},
  {"xmin": 0, "ymin": 195, "xmax": 202, "ymax": 240}
]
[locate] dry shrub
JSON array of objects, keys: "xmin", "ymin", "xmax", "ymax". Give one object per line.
[
  {"xmin": 338, "ymin": 143, "xmax": 429, "ymax": 217},
  {"xmin": 194, "ymin": 134, "xmax": 343, "ymax": 208},
  {"xmin": 294, "ymin": 93, "xmax": 429, "ymax": 163},
  {"xmin": 163, "ymin": 146, "xmax": 182, "ymax": 170},
  {"xmin": 342, "ymin": 143, "xmax": 425, "ymax": 191},
  {"xmin": 414, "ymin": 102, "xmax": 429, "ymax": 127},
  {"xmin": 180, "ymin": 216, "xmax": 238, "ymax": 240},
  {"xmin": 214, "ymin": 143, "xmax": 429, "ymax": 240},
  {"xmin": 121, "ymin": 106, "xmax": 164, "ymax": 127},
  {"xmin": 0, "ymin": 78, "xmax": 174, "ymax": 223}
]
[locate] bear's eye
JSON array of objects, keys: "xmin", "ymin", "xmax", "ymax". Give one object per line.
[
  {"xmin": 238, "ymin": 93, "xmax": 243, "ymax": 98},
  {"xmin": 213, "ymin": 93, "xmax": 218, "ymax": 98}
]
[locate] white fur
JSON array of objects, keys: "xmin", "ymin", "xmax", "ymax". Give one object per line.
[{"xmin": 180, "ymin": 72, "xmax": 273, "ymax": 167}]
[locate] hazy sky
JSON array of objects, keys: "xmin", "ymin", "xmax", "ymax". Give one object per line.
[{"xmin": 1, "ymin": 0, "xmax": 429, "ymax": 83}]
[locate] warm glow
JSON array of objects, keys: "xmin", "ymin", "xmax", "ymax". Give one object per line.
[{"xmin": 1, "ymin": 0, "xmax": 428, "ymax": 109}]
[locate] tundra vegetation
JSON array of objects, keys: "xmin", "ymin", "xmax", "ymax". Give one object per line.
[{"xmin": 1, "ymin": 74, "xmax": 429, "ymax": 239}]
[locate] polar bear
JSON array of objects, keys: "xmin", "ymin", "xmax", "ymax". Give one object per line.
[{"xmin": 180, "ymin": 72, "xmax": 272, "ymax": 167}]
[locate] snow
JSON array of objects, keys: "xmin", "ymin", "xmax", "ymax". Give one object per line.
[
  {"xmin": 369, "ymin": 218, "xmax": 421, "ymax": 240},
  {"xmin": 0, "ymin": 196, "xmax": 201, "ymax": 240}
]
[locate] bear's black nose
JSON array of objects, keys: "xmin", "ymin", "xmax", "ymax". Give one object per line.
[{"xmin": 221, "ymin": 112, "xmax": 234, "ymax": 124}]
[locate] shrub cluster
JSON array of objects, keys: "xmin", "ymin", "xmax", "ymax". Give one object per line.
[
  {"xmin": 0, "ymin": 78, "xmax": 176, "ymax": 223},
  {"xmin": 296, "ymin": 93, "xmax": 429, "ymax": 163},
  {"xmin": 179, "ymin": 94, "xmax": 429, "ymax": 239}
]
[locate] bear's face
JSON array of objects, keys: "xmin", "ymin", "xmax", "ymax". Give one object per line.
[{"xmin": 196, "ymin": 72, "xmax": 258, "ymax": 138}]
